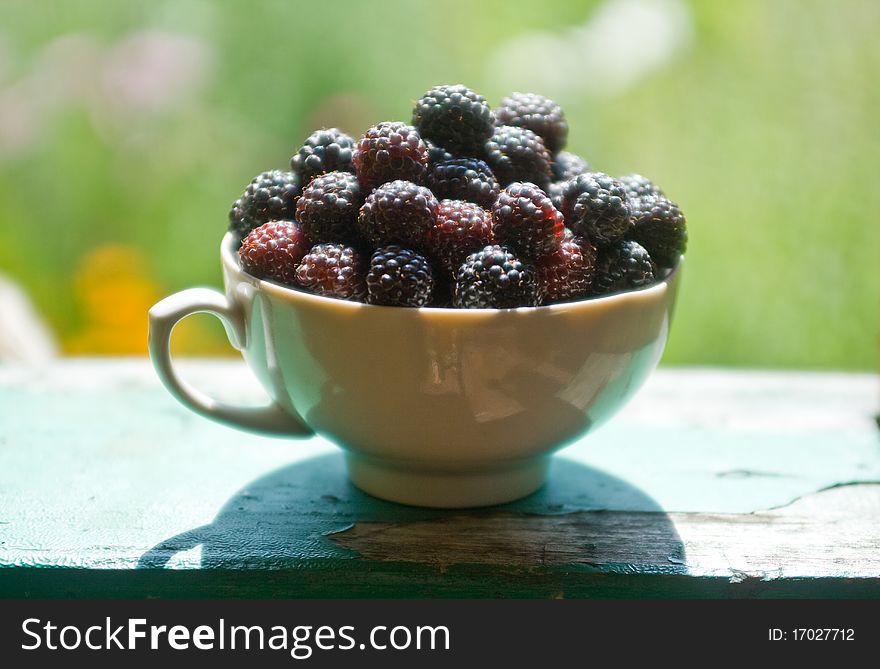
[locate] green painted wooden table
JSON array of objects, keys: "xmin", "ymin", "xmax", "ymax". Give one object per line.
[{"xmin": 1, "ymin": 360, "xmax": 878, "ymax": 598}]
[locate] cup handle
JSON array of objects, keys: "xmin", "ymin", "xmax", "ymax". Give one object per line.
[{"xmin": 148, "ymin": 287, "xmax": 312, "ymax": 437}]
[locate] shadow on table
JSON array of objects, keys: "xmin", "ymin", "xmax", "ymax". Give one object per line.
[{"xmin": 138, "ymin": 453, "xmax": 684, "ymax": 575}]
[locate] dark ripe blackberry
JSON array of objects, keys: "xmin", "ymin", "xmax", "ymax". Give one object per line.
[
  {"xmin": 228, "ymin": 170, "xmax": 300, "ymax": 239},
  {"xmin": 619, "ymin": 173, "xmax": 664, "ymax": 202},
  {"xmin": 536, "ymin": 235, "xmax": 597, "ymax": 305},
  {"xmin": 562, "ymin": 172, "xmax": 632, "ymax": 246},
  {"xmin": 425, "ymin": 139, "xmax": 455, "ymax": 166},
  {"xmin": 295, "ymin": 243, "xmax": 366, "ymax": 301},
  {"xmin": 432, "ymin": 199, "xmax": 494, "ymax": 274},
  {"xmin": 352, "ymin": 122, "xmax": 428, "ymax": 190},
  {"xmin": 238, "ymin": 221, "xmax": 310, "ymax": 287},
  {"xmin": 551, "ymin": 151, "xmax": 591, "ymax": 182},
  {"xmin": 494, "ymin": 92, "xmax": 568, "ymax": 154},
  {"xmin": 492, "ymin": 182, "xmax": 564, "ymax": 260},
  {"xmin": 290, "ymin": 128, "xmax": 356, "ymax": 184},
  {"xmin": 366, "ymin": 246, "xmax": 434, "ymax": 307},
  {"xmin": 357, "ymin": 180, "xmax": 438, "ymax": 248},
  {"xmin": 484, "ymin": 125, "xmax": 552, "ymax": 190},
  {"xmin": 592, "ymin": 240, "xmax": 655, "ymax": 296},
  {"xmin": 548, "ymin": 180, "xmax": 566, "ymax": 213},
  {"xmin": 627, "ymin": 195, "xmax": 687, "ymax": 269},
  {"xmin": 426, "ymin": 158, "xmax": 500, "ymax": 209},
  {"xmin": 453, "ymin": 245, "xmax": 539, "ymax": 309},
  {"xmin": 412, "ymin": 84, "xmax": 494, "ymax": 156},
  {"xmin": 295, "ymin": 171, "xmax": 363, "ymax": 244}
]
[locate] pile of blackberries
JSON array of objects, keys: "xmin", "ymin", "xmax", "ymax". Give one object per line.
[{"xmin": 230, "ymin": 84, "xmax": 687, "ymax": 308}]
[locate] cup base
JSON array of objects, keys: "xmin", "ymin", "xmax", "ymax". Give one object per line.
[{"xmin": 344, "ymin": 454, "xmax": 549, "ymax": 508}]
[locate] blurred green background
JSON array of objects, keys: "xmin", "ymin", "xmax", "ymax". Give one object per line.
[{"xmin": 0, "ymin": 0, "xmax": 876, "ymax": 368}]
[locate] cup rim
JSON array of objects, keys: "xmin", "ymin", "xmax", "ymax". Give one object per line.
[{"xmin": 222, "ymin": 231, "xmax": 682, "ymax": 314}]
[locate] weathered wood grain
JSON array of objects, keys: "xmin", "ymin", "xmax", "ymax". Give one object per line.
[{"xmin": 0, "ymin": 360, "xmax": 877, "ymax": 597}]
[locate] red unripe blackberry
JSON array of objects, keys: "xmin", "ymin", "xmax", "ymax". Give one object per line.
[
  {"xmin": 494, "ymin": 92, "xmax": 568, "ymax": 154},
  {"xmin": 352, "ymin": 122, "xmax": 428, "ymax": 190},
  {"xmin": 295, "ymin": 171, "xmax": 363, "ymax": 245},
  {"xmin": 536, "ymin": 235, "xmax": 597, "ymax": 305},
  {"xmin": 592, "ymin": 240, "xmax": 655, "ymax": 296},
  {"xmin": 229, "ymin": 170, "xmax": 301, "ymax": 239},
  {"xmin": 432, "ymin": 199, "xmax": 494, "ymax": 275},
  {"xmin": 295, "ymin": 243, "xmax": 366, "ymax": 301},
  {"xmin": 551, "ymin": 151, "xmax": 591, "ymax": 182},
  {"xmin": 426, "ymin": 158, "xmax": 500, "ymax": 209},
  {"xmin": 290, "ymin": 128, "xmax": 356, "ymax": 184},
  {"xmin": 413, "ymin": 84, "xmax": 494, "ymax": 156},
  {"xmin": 627, "ymin": 195, "xmax": 687, "ymax": 269},
  {"xmin": 484, "ymin": 125, "xmax": 552, "ymax": 190},
  {"xmin": 366, "ymin": 246, "xmax": 434, "ymax": 307},
  {"xmin": 357, "ymin": 180, "xmax": 438, "ymax": 249},
  {"xmin": 453, "ymin": 245, "xmax": 539, "ymax": 309},
  {"xmin": 238, "ymin": 221, "xmax": 310, "ymax": 287},
  {"xmin": 492, "ymin": 182, "xmax": 564, "ymax": 260},
  {"xmin": 560, "ymin": 172, "xmax": 632, "ymax": 246}
]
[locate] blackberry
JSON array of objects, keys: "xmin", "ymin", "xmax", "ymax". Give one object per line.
[
  {"xmin": 627, "ymin": 196, "xmax": 687, "ymax": 269},
  {"xmin": 295, "ymin": 171, "xmax": 363, "ymax": 244},
  {"xmin": 426, "ymin": 158, "xmax": 500, "ymax": 209},
  {"xmin": 425, "ymin": 139, "xmax": 455, "ymax": 166},
  {"xmin": 238, "ymin": 221, "xmax": 310, "ymax": 287},
  {"xmin": 295, "ymin": 243, "xmax": 366, "ymax": 301},
  {"xmin": 228, "ymin": 170, "xmax": 300, "ymax": 239},
  {"xmin": 366, "ymin": 246, "xmax": 434, "ymax": 307},
  {"xmin": 453, "ymin": 245, "xmax": 538, "ymax": 309},
  {"xmin": 494, "ymin": 92, "xmax": 568, "ymax": 154},
  {"xmin": 561, "ymin": 172, "xmax": 632, "ymax": 246},
  {"xmin": 412, "ymin": 84, "xmax": 494, "ymax": 156},
  {"xmin": 432, "ymin": 199, "xmax": 494, "ymax": 274},
  {"xmin": 619, "ymin": 173, "xmax": 664, "ymax": 202},
  {"xmin": 484, "ymin": 125, "xmax": 552, "ymax": 190},
  {"xmin": 592, "ymin": 240, "xmax": 655, "ymax": 296},
  {"xmin": 492, "ymin": 182, "xmax": 564, "ymax": 260},
  {"xmin": 290, "ymin": 128, "xmax": 356, "ymax": 184},
  {"xmin": 353, "ymin": 122, "xmax": 428, "ymax": 190},
  {"xmin": 548, "ymin": 180, "xmax": 566, "ymax": 212},
  {"xmin": 551, "ymin": 151, "xmax": 591, "ymax": 182},
  {"xmin": 536, "ymin": 235, "xmax": 597, "ymax": 305},
  {"xmin": 357, "ymin": 180, "xmax": 438, "ymax": 248}
]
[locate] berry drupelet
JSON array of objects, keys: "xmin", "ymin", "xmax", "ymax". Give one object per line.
[
  {"xmin": 426, "ymin": 158, "xmax": 500, "ymax": 209},
  {"xmin": 551, "ymin": 151, "xmax": 591, "ymax": 182},
  {"xmin": 484, "ymin": 125, "xmax": 552, "ymax": 190},
  {"xmin": 357, "ymin": 180, "xmax": 439, "ymax": 249},
  {"xmin": 412, "ymin": 84, "xmax": 494, "ymax": 156},
  {"xmin": 592, "ymin": 240, "xmax": 655, "ymax": 296},
  {"xmin": 290, "ymin": 128, "xmax": 356, "ymax": 184},
  {"xmin": 627, "ymin": 195, "xmax": 687, "ymax": 269},
  {"xmin": 366, "ymin": 246, "xmax": 434, "ymax": 307},
  {"xmin": 295, "ymin": 243, "xmax": 366, "ymax": 301},
  {"xmin": 619, "ymin": 173, "xmax": 664, "ymax": 202},
  {"xmin": 561, "ymin": 172, "xmax": 632, "ymax": 246},
  {"xmin": 238, "ymin": 221, "xmax": 310, "ymax": 287},
  {"xmin": 353, "ymin": 122, "xmax": 428, "ymax": 190},
  {"xmin": 424, "ymin": 139, "xmax": 455, "ymax": 166},
  {"xmin": 494, "ymin": 92, "xmax": 568, "ymax": 154},
  {"xmin": 229, "ymin": 170, "xmax": 301, "ymax": 240},
  {"xmin": 492, "ymin": 182, "xmax": 564, "ymax": 260},
  {"xmin": 536, "ymin": 235, "xmax": 597, "ymax": 305},
  {"xmin": 295, "ymin": 171, "xmax": 363, "ymax": 245},
  {"xmin": 453, "ymin": 245, "xmax": 539, "ymax": 309},
  {"xmin": 431, "ymin": 199, "xmax": 494, "ymax": 274}
]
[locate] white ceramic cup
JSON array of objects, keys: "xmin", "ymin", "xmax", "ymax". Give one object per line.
[{"xmin": 149, "ymin": 232, "xmax": 681, "ymax": 508}]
